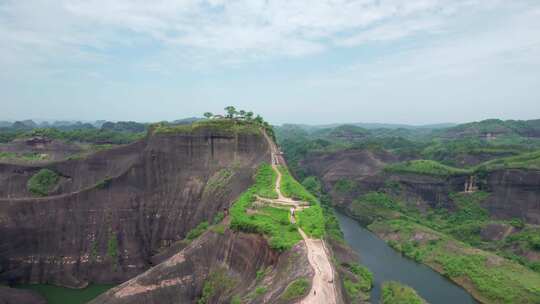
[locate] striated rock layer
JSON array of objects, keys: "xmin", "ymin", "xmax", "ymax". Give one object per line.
[
  {"xmin": 300, "ymin": 149, "xmax": 540, "ymax": 224},
  {"xmin": 90, "ymin": 227, "xmax": 313, "ymax": 304},
  {"xmin": 0, "ymin": 128, "xmax": 270, "ymax": 288}
]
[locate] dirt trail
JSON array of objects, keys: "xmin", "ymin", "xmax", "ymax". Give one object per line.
[{"xmin": 261, "ymin": 130, "xmax": 337, "ymax": 304}]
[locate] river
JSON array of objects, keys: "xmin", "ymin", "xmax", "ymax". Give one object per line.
[{"xmin": 335, "ymin": 211, "xmax": 477, "ymax": 303}]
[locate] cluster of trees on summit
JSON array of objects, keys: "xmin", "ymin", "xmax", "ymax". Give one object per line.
[{"xmin": 204, "ymin": 106, "xmax": 266, "ymax": 124}]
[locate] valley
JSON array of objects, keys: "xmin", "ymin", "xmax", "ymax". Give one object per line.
[
  {"xmin": 277, "ymin": 119, "xmax": 540, "ymax": 304},
  {"xmin": 0, "ymin": 116, "xmax": 539, "ymax": 304}
]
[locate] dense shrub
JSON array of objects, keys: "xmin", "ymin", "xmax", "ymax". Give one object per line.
[
  {"xmin": 280, "ymin": 278, "xmax": 310, "ymax": 301},
  {"xmin": 385, "ymin": 159, "xmax": 471, "ymax": 176},
  {"xmin": 230, "ymin": 164, "xmax": 302, "ymax": 251},
  {"xmin": 278, "ymin": 165, "xmax": 318, "ymax": 203},
  {"xmin": 27, "ymin": 169, "xmax": 59, "ymax": 196},
  {"xmin": 297, "ymin": 204, "xmax": 325, "ymax": 238},
  {"xmin": 381, "ymin": 281, "xmax": 426, "ymax": 304},
  {"xmin": 186, "ymin": 221, "xmax": 209, "ymax": 240}
]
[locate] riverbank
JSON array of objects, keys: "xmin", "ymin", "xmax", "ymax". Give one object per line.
[
  {"xmin": 336, "ymin": 211, "xmax": 476, "ymax": 303},
  {"xmin": 338, "ymin": 203, "xmax": 540, "ymax": 304}
]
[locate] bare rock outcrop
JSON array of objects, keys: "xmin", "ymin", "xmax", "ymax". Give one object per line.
[
  {"xmin": 0, "ymin": 128, "xmax": 269, "ymax": 288},
  {"xmin": 90, "ymin": 226, "xmax": 313, "ymax": 304}
]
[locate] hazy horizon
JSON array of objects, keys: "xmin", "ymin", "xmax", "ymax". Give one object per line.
[
  {"xmin": 1, "ymin": 1, "xmax": 540, "ymax": 125},
  {"xmin": 2, "ymin": 115, "xmax": 536, "ymax": 129}
]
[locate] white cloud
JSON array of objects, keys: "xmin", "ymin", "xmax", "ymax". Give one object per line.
[
  {"xmin": 0, "ymin": 0, "xmax": 538, "ymax": 82},
  {"xmin": 0, "ymin": 0, "xmax": 518, "ymax": 64}
]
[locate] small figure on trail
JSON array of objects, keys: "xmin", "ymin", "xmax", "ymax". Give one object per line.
[
  {"xmin": 223, "ymin": 207, "xmax": 229, "ymax": 216},
  {"xmin": 290, "ymin": 208, "xmax": 295, "ymax": 218},
  {"xmin": 314, "ymin": 290, "xmax": 316, "ymax": 296}
]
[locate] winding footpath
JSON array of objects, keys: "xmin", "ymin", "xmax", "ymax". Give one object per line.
[{"xmin": 262, "ymin": 132, "xmax": 337, "ymax": 304}]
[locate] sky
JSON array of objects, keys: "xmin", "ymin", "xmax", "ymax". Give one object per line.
[{"xmin": 0, "ymin": 0, "xmax": 539, "ymax": 125}]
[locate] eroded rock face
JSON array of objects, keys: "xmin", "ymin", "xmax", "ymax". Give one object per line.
[
  {"xmin": 90, "ymin": 228, "xmax": 313, "ymax": 304},
  {"xmin": 0, "ymin": 138, "xmax": 85, "ymax": 165},
  {"xmin": 482, "ymin": 169, "xmax": 540, "ymax": 224},
  {"xmin": 0, "ymin": 129, "xmax": 270, "ymax": 288},
  {"xmin": 300, "ymin": 148, "xmax": 540, "ymax": 224},
  {"xmin": 480, "ymin": 223, "xmax": 513, "ymax": 241}
]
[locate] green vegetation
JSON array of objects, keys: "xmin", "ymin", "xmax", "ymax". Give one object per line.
[
  {"xmin": 16, "ymin": 284, "xmax": 115, "ymax": 304},
  {"xmin": 349, "ymin": 192, "xmax": 401, "ymax": 225},
  {"xmin": 210, "ymin": 224, "xmax": 225, "ymax": 234},
  {"xmin": 0, "ymin": 151, "xmax": 16, "ymax": 159},
  {"xmin": 301, "ymin": 176, "xmax": 322, "ymax": 197},
  {"xmin": 255, "ymin": 164, "xmax": 278, "ymax": 199},
  {"xmin": 18, "ymin": 128, "xmax": 144, "ymax": 144},
  {"xmin": 230, "ymin": 295, "xmax": 241, "ymax": 304},
  {"xmin": 350, "ymin": 190, "xmax": 540, "ymax": 275},
  {"xmin": 95, "ymin": 176, "xmax": 112, "ymax": 189},
  {"xmin": 296, "ymin": 204, "xmax": 325, "ymax": 238},
  {"xmin": 0, "ymin": 151, "xmax": 49, "ymax": 162},
  {"xmin": 197, "ymin": 268, "xmax": 237, "ymax": 304},
  {"xmin": 27, "ymin": 169, "xmax": 59, "ymax": 196},
  {"xmin": 255, "ymin": 268, "xmax": 267, "ymax": 283},
  {"xmin": 255, "ymin": 286, "xmax": 267, "ymax": 296},
  {"xmin": 278, "ymin": 165, "xmax": 318, "ymax": 203},
  {"xmin": 385, "ymin": 159, "xmax": 471, "ymax": 176},
  {"xmin": 153, "ymin": 118, "xmax": 261, "ymax": 135},
  {"xmin": 155, "ymin": 106, "xmax": 276, "ymax": 139},
  {"xmin": 301, "ymin": 176, "xmax": 344, "ymax": 241},
  {"xmin": 381, "ymin": 281, "xmax": 426, "ymax": 304},
  {"xmin": 446, "ymin": 192, "xmax": 490, "ymax": 225},
  {"xmin": 386, "ymin": 150, "xmax": 540, "ymax": 177},
  {"xmin": 212, "ymin": 212, "xmax": 225, "ymax": 224},
  {"xmin": 107, "ymin": 231, "xmax": 119, "ymax": 261},
  {"xmin": 342, "ymin": 262, "xmax": 373, "ymax": 300},
  {"xmin": 334, "ymin": 179, "xmax": 356, "ymax": 193},
  {"xmin": 186, "ymin": 221, "xmax": 210, "ymax": 240},
  {"xmin": 477, "ymin": 150, "xmax": 540, "ymax": 171},
  {"xmin": 501, "ymin": 227, "xmax": 540, "ymax": 272},
  {"xmin": 276, "ymin": 166, "xmax": 325, "ymax": 238},
  {"xmin": 280, "ymin": 278, "xmax": 310, "ymax": 301},
  {"xmin": 276, "ymin": 119, "xmax": 540, "ymax": 302},
  {"xmin": 370, "ymin": 219, "xmax": 540, "ymax": 303},
  {"xmin": 230, "ymin": 164, "xmax": 302, "ymax": 251},
  {"xmin": 90, "ymin": 240, "xmax": 98, "ymax": 261}
]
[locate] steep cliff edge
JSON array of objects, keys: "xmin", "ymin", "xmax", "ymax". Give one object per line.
[
  {"xmin": 300, "ymin": 149, "xmax": 540, "ymax": 225},
  {"xmin": 295, "ymin": 148, "xmax": 540, "ymax": 303},
  {"xmin": 0, "ymin": 123, "xmax": 270, "ymax": 288},
  {"xmin": 90, "ymin": 224, "xmax": 313, "ymax": 304}
]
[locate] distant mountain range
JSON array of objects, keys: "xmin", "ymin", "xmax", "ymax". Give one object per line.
[
  {"xmin": 0, "ymin": 117, "xmax": 203, "ymax": 132},
  {"xmin": 280, "ymin": 122, "xmax": 457, "ymax": 131}
]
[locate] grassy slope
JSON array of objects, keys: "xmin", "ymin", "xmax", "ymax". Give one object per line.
[
  {"xmin": 385, "ymin": 150, "xmax": 540, "ymax": 177},
  {"xmin": 381, "ymin": 281, "xmax": 427, "ymax": 304},
  {"xmin": 370, "ymin": 219, "xmax": 540, "ymax": 304},
  {"xmin": 27, "ymin": 169, "xmax": 59, "ymax": 196},
  {"xmin": 277, "ymin": 165, "xmax": 325, "ymax": 238},
  {"xmin": 385, "ymin": 159, "xmax": 472, "ymax": 176},
  {"xmin": 477, "ymin": 150, "xmax": 540, "ymax": 171},
  {"xmin": 230, "ymin": 164, "xmax": 302, "ymax": 251},
  {"xmin": 277, "ymin": 165, "xmax": 318, "ymax": 203},
  {"xmin": 346, "ymin": 190, "xmax": 540, "ymax": 303},
  {"xmin": 153, "ymin": 119, "xmax": 261, "ymax": 135},
  {"xmin": 351, "ymin": 191, "xmax": 540, "ymax": 272}
]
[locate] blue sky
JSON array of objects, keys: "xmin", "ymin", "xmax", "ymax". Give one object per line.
[{"xmin": 1, "ymin": 0, "xmax": 539, "ymax": 125}]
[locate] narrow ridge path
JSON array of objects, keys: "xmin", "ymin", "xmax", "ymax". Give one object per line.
[{"xmin": 262, "ymin": 131, "xmax": 337, "ymax": 304}]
